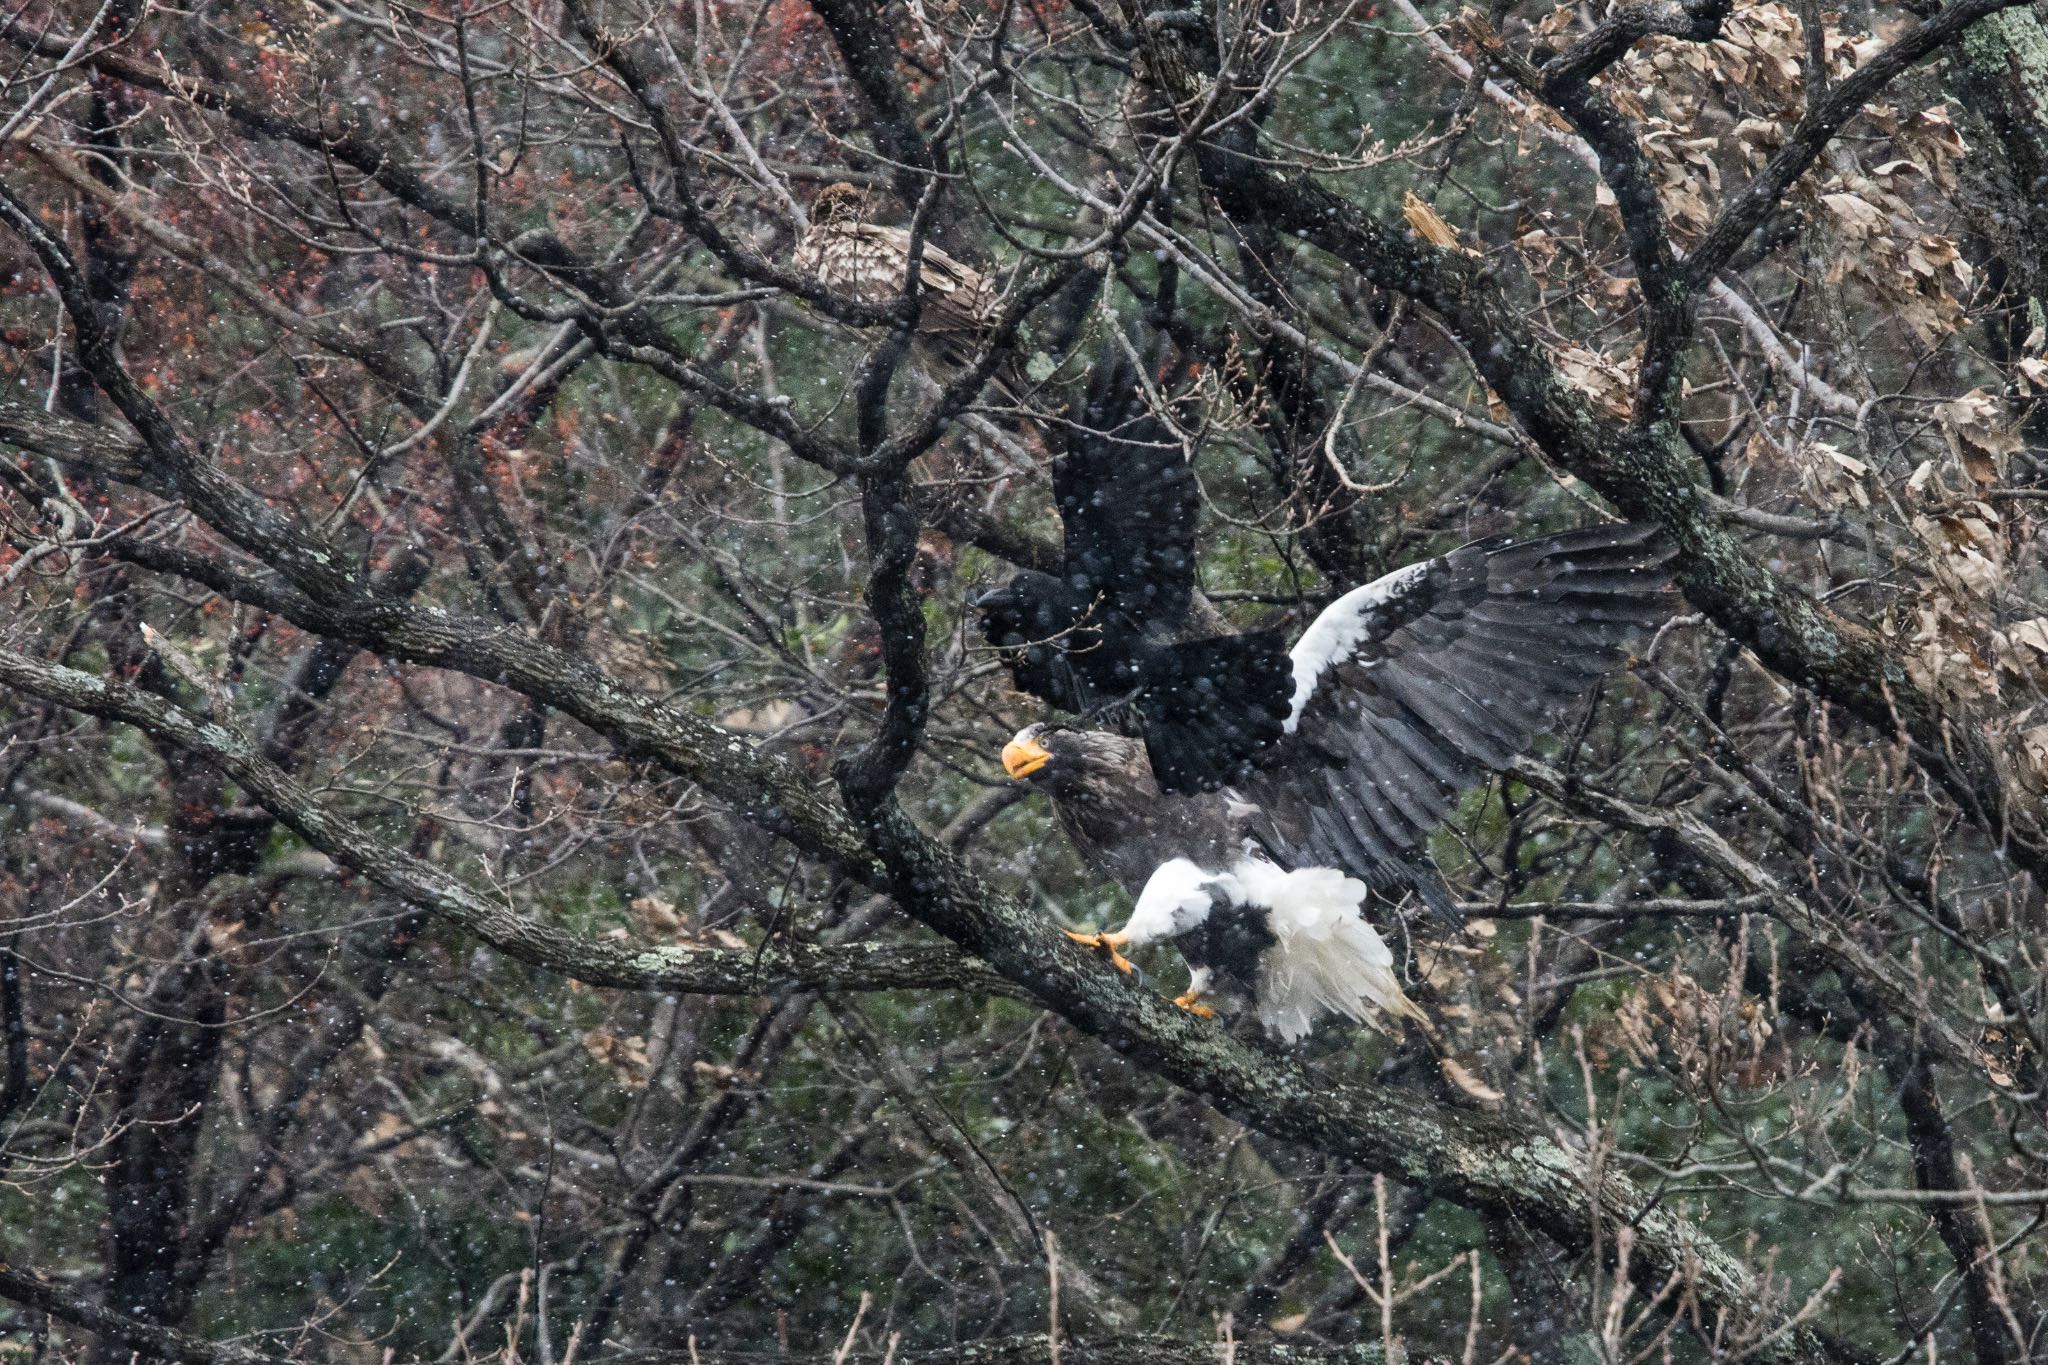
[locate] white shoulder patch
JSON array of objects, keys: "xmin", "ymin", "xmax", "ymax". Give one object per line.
[
  {"xmin": 1284, "ymin": 560, "xmax": 1432, "ymax": 731},
  {"xmin": 1120, "ymin": 857, "xmax": 1227, "ymax": 945}
]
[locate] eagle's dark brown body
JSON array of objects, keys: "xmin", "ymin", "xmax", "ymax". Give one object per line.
[{"xmin": 1023, "ymin": 728, "xmax": 1242, "ymax": 894}]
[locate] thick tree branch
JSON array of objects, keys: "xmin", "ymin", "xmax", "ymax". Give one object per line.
[
  {"xmin": 2, "ymin": 625, "xmax": 1835, "ymax": 1361},
  {"xmin": 0, "ymin": 644, "xmax": 1011, "ymax": 1000},
  {"xmin": 836, "ymin": 474, "xmax": 932, "ymax": 811},
  {"xmin": 1539, "ymin": 0, "xmax": 1735, "ymax": 87},
  {"xmin": 0, "ymin": 1260, "xmax": 278, "ymax": 1365},
  {"xmin": 835, "ymin": 799, "xmax": 1841, "ymax": 1365},
  {"xmin": 0, "ymin": 180, "xmax": 359, "ymax": 603},
  {"xmin": 0, "ymin": 410, "xmax": 885, "ymax": 878},
  {"xmin": 1891, "ymin": 1039, "xmax": 2024, "ymax": 1365},
  {"xmin": 804, "ymin": 0, "xmax": 944, "ymax": 203},
  {"xmin": 0, "ymin": 30, "xmax": 1091, "ymax": 583},
  {"xmin": 1466, "ymin": 9, "xmax": 1710, "ymax": 421}
]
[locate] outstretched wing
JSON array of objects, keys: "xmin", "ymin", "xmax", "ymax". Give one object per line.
[
  {"xmin": 1053, "ymin": 346, "xmax": 1200, "ymax": 628},
  {"xmin": 974, "ymin": 346, "xmax": 1211, "ymax": 725},
  {"xmin": 1050, "ymin": 351, "xmax": 1297, "ymax": 789},
  {"xmin": 1242, "ymin": 524, "xmax": 1673, "ymax": 902}
]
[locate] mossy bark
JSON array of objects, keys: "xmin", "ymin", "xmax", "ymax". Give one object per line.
[{"xmin": 1957, "ymin": 8, "xmax": 2048, "ymax": 308}]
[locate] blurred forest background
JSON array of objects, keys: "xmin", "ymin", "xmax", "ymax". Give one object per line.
[{"xmin": 2, "ymin": 0, "xmax": 2048, "ymax": 1359}]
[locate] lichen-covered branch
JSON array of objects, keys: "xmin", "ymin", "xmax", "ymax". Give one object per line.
[
  {"xmin": 0, "ymin": 606, "xmax": 1834, "ymax": 1362},
  {"xmin": 0, "ymin": 646, "xmax": 1009, "ymax": 999}
]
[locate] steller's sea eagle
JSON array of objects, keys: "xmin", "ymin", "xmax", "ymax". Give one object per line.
[{"xmin": 995, "ymin": 525, "xmax": 1675, "ymax": 1038}]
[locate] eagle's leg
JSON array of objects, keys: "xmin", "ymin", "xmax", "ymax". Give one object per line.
[
  {"xmin": 1172, "ymin": 965, "xmax": 1215, "ymax": 1019},
  {"xmin": 1063, "ymin": 929, "xmax": 1135, "ymax": 975}
]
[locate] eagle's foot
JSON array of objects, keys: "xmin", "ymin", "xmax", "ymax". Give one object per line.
[
  {"xmin": 1064, "ymin": 929, "xmax": 1135, "ymax": 975},
  {"xmin": 1171, "ymin": 990, "xmax": 1214, "ymax": 1019}
]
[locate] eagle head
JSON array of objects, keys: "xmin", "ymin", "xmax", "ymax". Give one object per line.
[{"xmin": 1000, "ymin": 723, "xmax": 1148, "ymax": 796}]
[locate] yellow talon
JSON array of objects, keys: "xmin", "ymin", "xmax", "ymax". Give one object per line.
[
  {"xmin": 1064, "ymin": 929, "xmax": 1136, "ymax": 975},
  {"xmin": 1172, "ymin": 991, "xmax": 1214, "ymax": 1019}
]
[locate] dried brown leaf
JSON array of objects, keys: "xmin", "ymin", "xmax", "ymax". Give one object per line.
[
  {"xmin": 583, "ymin": 1030, "xmax": 654, "ymax": 1089},
  {"xmin": 1942, "ymin": 389, "xmax": 2022, "ymax": 484},
  {"xmin": 1995, "ymin": 619, "xmax": 2048, "ymax": 684},
  {"xmin": 631, "ymin": 894, "xmax": 685, "ymax": 937},
  {"xmin": 1799, "ymin": 441, "xmax": 1871, "ymax": 510},
  {"xmin": 1439, "ymin": 1056, "xmax": 1506, "ymax": 1106}
]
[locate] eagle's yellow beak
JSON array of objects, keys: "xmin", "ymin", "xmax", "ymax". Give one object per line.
[{"xmin": 1001, "ymin": 735, "xmax": 1051, "ymax": 780}]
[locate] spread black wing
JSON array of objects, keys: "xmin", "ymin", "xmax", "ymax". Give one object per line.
[
  {"xmin": 974, "ymin": 346, "xmax": 1203, "ymax": 715},
  {"xmin": 976, "ymin": 346, "xmax": 1294, "ymax": 791},
  {"xmin": 1054, "ymin": 347, "xmax": 1200, "ymax": 627},
  {"xmin": 1241, "ymin": 524, "xmax": 1674, "ymax": 916}
]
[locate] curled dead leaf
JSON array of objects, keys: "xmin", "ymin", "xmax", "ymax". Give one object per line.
[
  {"xmin": 1912, "ymin": 511, "xmax": 2006, "ymax": 599},
  {"xmin": 1798, "ymin": 441, "xmax": 1871, "ymax": 510},
  {"xmin": 1906, "ymin": 599, "xmax": 2000, "ymax": 705},
  {"xmin": 2017, "ymin": 725, "xmax": 2048, "ymax": 791},
  {"xmin": 1994, "ymin": 619, "xmax": 2048, "ymax": 686},
  {"xmin": 1821, "ymin": 190, "xmax": 1888, "ymax": 238},
  {"xmin": 1979, "ymin": 1027, "xmax": 2023, "ymax": 1090},
  {"xmin": 1941, "ymin": 389, "xmax": 2022, "ymax": 484},
  {"xmin": 1439, "ymin": 1056, "xmax": 1506, "ymax": 1106},
  {"xmin": 1550, "ymin": 342, "xmax": 1638, "ymax": 420}
]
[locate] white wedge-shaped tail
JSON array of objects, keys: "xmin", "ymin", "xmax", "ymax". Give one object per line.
[
  {"xmin": 1114, "ymin": 856, "xmax": 1428, "ymax": 1042},
  {"xmin": 1232, "ymin": 861, "xmax": 1427, "ymax": 1042}
]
